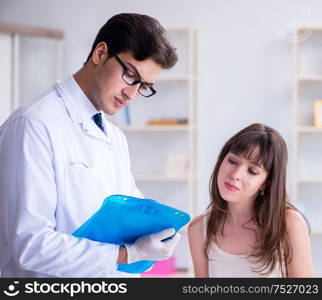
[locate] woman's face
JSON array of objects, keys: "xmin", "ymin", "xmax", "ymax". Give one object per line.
[{"xmin": 217, "ymin": 151, "xmax": 268, "ymax": 204}]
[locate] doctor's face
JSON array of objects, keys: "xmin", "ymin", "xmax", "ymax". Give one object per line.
[{"xmin": 90, "ymin": 43, "xmax": 161, "ymax": 115}]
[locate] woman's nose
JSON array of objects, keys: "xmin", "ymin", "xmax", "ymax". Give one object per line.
[{"xmin": 230, "ymin": 166, "xmax": 242, "ymax": 181}]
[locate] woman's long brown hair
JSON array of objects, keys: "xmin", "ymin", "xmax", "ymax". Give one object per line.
[{"xmin": 206, "ymin": 123, "xmax": 304, "ymax": 277}]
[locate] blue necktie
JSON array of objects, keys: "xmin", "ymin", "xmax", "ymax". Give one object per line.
[{"xmin": 93, "ymin": 113, "xmax": 104, "ymax": 133}]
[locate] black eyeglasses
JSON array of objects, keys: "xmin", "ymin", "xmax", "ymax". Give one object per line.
[{"xmin": 111, "ymin": 51, "xmax": 157, "ymax": 98}]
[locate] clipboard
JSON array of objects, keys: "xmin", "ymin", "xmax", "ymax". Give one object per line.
[{"xmin": 72, "ymin": 194, "xmax": 190, "ymax": 273}]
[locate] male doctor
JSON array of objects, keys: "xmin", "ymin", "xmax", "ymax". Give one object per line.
[{"xmin": 0, "ymin": 13, "xmax": 181, "ymax": 277}]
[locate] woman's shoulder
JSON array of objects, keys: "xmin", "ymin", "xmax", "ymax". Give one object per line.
[
  {"xmin": 285, "ymin": 208, "xmax": 309, "ymax": 235},
  {"xmin": 188, "ymin": 214, "xmax": 205, "ymax": 246},
  {"xmin": 188, "ymin": 214, "xmax": 204, "ymax": 231},
  {"xmin": 188, "ymin": 209, "xmax": 209, "ymax": 231}
]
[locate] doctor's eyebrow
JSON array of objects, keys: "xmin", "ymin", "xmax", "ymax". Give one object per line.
[{"xmin": 126, "ymin": 62, "xmax": 154, "ymax": 86}]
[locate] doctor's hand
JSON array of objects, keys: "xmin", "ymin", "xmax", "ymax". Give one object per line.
[{"xmin": 125, "ymin": 228, "xmax": 181, "ymax": 263}]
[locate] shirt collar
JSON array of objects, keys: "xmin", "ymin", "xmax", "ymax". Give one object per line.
[
  {"xmin": 69, "ymin": 74, "xmax": 98, "ymax": 119},
  {"xmin": 54, "ymin": 75, "xmax": 111, "ymax": 142}
]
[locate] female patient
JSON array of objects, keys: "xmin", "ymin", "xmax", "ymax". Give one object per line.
[{"xmin": 188, "ymin": 123, "xmax": 314, "ymax": 277}]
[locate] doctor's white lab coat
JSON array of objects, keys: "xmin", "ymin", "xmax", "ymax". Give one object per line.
[{"xmin": 0, "ymin": 75, "xmax": 142, "ymax": 277}]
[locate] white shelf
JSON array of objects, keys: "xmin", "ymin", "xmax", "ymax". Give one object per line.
[
  {"xmin": 124, "ymin": 28, "xmax": 197, "ymax": 274},
  {"xmin": 297, "ymin": 126, "xmax": 322, "ymax": 133},
  {"xmin": 157, "ymin": 75, "xmax": 196, "ymax": 81},
  {"xmin": 297, "ymin": 76, "xmax": 322, "ymax": 82},
  {"xmin": 298, "ymin": 26, "xmax": 322, "ymax": 32},
  {"xmin": 120, "ymin": 125, "xmax": 192, "ymax": 132},
  {"xmin": 311, "ymin": 230, "xmax": 322, "ymax": 235},
  {"xmin": 293, "ymin": 28, "xmax": 322, "ymax": 276},
  {"xmin": 299, "ymin": 178, "xmax": 322, "ymax": 184},
  {"xmin": 0, "ymin": 22, "xmax": 63, "ymax": 117},
  {"xmin": 134, "ymin": 174, "xmax": 191, "ymax": 182},
  {"xmin": 165, "ymin": 26, "xmax": 195, "ymax": 31}
]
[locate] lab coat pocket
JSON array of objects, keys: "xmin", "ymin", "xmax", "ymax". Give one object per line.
[{"xmin": 64, "ymin": 163, "xmax": 107, "ymax": 223}]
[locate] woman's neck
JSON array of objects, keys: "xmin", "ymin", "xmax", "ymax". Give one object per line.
[{"xmin": 226, "ymin": 201, "xmax": 254, "ymax": 227}]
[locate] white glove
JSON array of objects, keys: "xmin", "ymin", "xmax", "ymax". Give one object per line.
[{"xmin": 125, "ymin": 228, "xmax": 181, "ymax": 263}]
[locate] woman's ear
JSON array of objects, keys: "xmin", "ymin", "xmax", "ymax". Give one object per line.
[{"xmin": 259, "ymin": 180, "xmax": 268, "ymax": 196}]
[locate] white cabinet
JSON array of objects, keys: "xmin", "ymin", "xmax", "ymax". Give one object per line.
[
  {"xmin": 114, "ymin": 28, "xmax": 198, "ymax": 275},
  {"xmin": 293, "ymin": 27, "xmax": 322, "ymax": 277},
  {"xmin": 0, "ymin": 21, "xmax": 63, "ymax": 124}
]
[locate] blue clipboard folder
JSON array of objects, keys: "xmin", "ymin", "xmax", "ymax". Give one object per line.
[{"xmin": 72, "ymin": 194, "xmax": 190, "ymax": 273}]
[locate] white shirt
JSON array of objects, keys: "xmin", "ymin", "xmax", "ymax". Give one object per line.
[
  {"xmin": 0, "ymin": 75, "xmax": 142, "ymax": 277},
  {"xmin": 203, "ymin": 210, "xmax": 282, "ymax": 277}
]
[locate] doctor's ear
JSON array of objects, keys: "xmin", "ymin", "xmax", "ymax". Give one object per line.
[{"xmin": 92, "ymin": 42, "xmax": 109, "ymax": 66}]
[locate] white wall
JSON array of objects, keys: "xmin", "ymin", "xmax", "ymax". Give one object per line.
[
  {"xmin": 0, "ymin": 33, "xmax": 12, "ymax": 124},
  {"xmin": 1, "ymin": 0, "xmax": 322, "ymax": 213}
]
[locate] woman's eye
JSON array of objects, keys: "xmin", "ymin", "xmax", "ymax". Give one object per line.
[
  {"xmin": 248, "ymin": 169, "xmax": 258, "ymax": 175},
  {"xmin": 228, "ymin": 158, "xmax": 237, "ymax": 165}
]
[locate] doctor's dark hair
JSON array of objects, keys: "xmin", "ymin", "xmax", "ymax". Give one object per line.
[
  {"xmin": 85, "ymin": 13, "xmax": 177, "ymax": 68},
  {"xmin": 205, "ymin": 123, "xmax": 308, "ymax": 277}
]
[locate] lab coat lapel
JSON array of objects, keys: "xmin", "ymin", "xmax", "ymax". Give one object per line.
[
  {"xmin": 54, "ymin": 79, "xmax": 111, "ymax": 144},
  {"xmin": 81, "ymin": 117, "xmax": 111, "ymax": 144}
]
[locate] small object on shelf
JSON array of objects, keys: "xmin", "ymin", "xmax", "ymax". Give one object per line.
[
  {"xmin": 146, "ymin": 118, "xmax": 188, "ymax": 126},
  {"xmin": 124, "ymin": 106, "xmax": 131, "ymax": 125},
  {"xmin": 313, "ymin": 100, "xmax": 322, "ymax": 128}
]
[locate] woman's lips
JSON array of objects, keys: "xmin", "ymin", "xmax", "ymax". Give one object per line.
[{"xmin": 224, "ymin": 181, "xmax": 240, "ymax": 191}]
